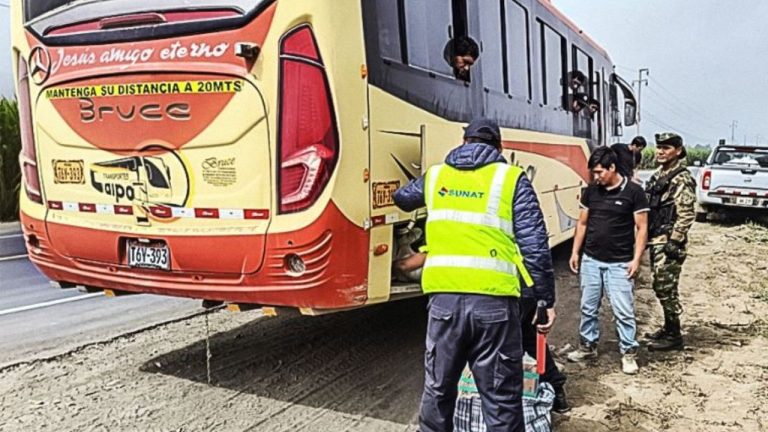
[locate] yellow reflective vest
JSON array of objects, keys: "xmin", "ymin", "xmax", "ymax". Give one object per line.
[{"xmin": 422, "ymin": 162, "xmax": 533, "ymax": 296}]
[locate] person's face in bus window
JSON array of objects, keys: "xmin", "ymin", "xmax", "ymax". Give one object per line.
[
  {"xmin": 453, "ymin": 55, "xmax": 476, "ymax": 80},
  {"xmin": 570, "ymin": 77, "xmax": 583, "ymax": 91}
]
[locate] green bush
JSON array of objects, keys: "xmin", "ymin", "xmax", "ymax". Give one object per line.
[
  {"xmin": 0, "ymin": 98, "xmax": 22, "ymax": 222},
  {"xmin": 638, "ymin": 146, "xmax": 711, "ymax": 170}
]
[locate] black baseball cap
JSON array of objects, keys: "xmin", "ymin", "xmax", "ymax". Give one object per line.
[{"xmin": 464, "ymin": 117, "xmax": 501, "ymax": 144}]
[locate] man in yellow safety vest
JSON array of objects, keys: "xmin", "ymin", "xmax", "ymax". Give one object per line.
[{"xmin": 394, "ymin": 117, "xmax": 556, "ymax": 432}]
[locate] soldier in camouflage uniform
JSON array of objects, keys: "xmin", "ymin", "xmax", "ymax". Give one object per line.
[{"xmin": 644, "ymin": 132, "xmax": 696, "ymax": 351}]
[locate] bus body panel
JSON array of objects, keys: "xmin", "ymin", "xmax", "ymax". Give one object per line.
[
  {"xmin": 368, "ymin": 87, "xmax": 588, "ymax": 250},
  {"xmin": 37, "ymin": 74, "xmax": 271, "ymax": 274},
  {"xmin": 11, "ymin": 0, "xmax": 635, "ymax": 311},
  {"xmin": 13, "ymin": 0, "xmax": 376, "ymax": 310},
  {"xmin": 21, "ymin": 199, "xmax": 369, "ymax": 308}
]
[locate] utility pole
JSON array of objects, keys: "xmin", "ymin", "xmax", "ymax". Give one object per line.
[
  {"xmin": 730, "ymin": 120, "xmax": 739, "ymax": 144},
  {"xmin": 757, "ymin": 134, "xmax": 762, "ymax": 146},
  {"xmin": 632, "ymin": 68, "xmax": 649, "ymax": 137}
]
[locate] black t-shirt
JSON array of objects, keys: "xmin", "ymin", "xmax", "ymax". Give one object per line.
[
  {"xmin": 610, "ymin": 143, "xmax": 635, "ymax": 178},
  {"xmin": 580, "ymin": 178, "xmax": 650, "ymax": 263}
]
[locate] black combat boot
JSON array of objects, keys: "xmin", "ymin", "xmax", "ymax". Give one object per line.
[
  {"xmin": 552, "ymin": 386, "xmax": 571, "ymax": 414},
  {"xmin": 644, "ymin": 317, "xmax": 670, "ymax": 340},
  {"xmin": 648, "ymin": 319, "xmax": 684, "ymax": 351}
]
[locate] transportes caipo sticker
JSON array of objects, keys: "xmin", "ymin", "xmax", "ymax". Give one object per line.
[{"xmin": 45, "ymin": 80, "xmax": 244, "ymax": 99}]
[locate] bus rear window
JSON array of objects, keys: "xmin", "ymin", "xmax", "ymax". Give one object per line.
[
  {"xmin": 24, "ymin": 0, "xmax": 270, "ymax": 22},
  {"xmin": 25, "ymin": 0, "xmax": 73, "ymax": 21}
]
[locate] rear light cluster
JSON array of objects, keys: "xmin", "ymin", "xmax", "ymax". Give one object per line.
[
  {"xmin": 701, "ymin": 169, "xmax": 712, "ymax": 190},
  {"xmin": 278, "ymin": 25, "xmax": 338, "ymax": 214},
  {"xmin": 17, "ymin": 55, "xmax": 43, "ymax": 204}
]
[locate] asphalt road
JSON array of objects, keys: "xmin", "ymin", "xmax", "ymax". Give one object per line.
[
  {"xmin": 0, "ymin": 231, "xmax": 27, "ymax": 258},
  {"xmin": 0, "ymin": 235, "xmax": 202, "ymax": 368}
]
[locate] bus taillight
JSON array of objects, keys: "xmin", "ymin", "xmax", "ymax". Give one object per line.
[
  {"xmin": 17, "ymin": 55, "xmax": 42, "ymax": 204},
  {"xmin": 278, "ymin": 25, "xmax": 338, "ymax": 214}
]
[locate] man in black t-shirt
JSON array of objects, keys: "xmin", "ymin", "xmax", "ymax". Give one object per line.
[{"xmin": 567, "ymin": 147, "xmax": 649, "ymax": 375}]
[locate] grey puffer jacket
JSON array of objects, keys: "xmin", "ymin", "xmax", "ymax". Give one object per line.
[{"xmin": 393, "ymin": 142, "xmax": 555, "ymax": 307}]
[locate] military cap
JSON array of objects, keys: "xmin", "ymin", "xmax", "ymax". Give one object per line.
[{"xmin": 655, "ymin": 132, "xmax": 686, "ymax": 158}]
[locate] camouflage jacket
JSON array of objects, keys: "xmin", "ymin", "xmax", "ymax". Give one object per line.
[{"xmin": 646, "ymin": 160, "xmax": 696, "ymax": 245}]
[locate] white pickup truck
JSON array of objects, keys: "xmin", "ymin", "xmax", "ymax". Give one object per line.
[{"xmin": 695, "ymin": 145, "xmax": 768, "ymax": 221}]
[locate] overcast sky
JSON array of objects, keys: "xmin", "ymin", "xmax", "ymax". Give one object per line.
[
  {"xmin": 1, "ymin": 1, "xmax": 766, "ymax": 146},
  {"xmin": 555, "ymin": 0, "xmax": 768, "ymax": 146}
]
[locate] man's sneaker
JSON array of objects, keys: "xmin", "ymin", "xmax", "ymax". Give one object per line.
[
  {"xmin": 552, "ymin": 387, "xmax": 571, "ymax": 414},
  {"xmin": 621, "ymin": 349, "xmax": 639, "ymax": 375},
  {"xmin": 567, "ymin": 343, "xmax": 597, "ymax": 362}
]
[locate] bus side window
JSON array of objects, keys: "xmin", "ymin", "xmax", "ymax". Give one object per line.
[
  {"xmin": 403, "ymin": 0, "xmax": 454, "ymax": 77},
  {"xmin": 374, "ymin": 0, "xmax": 403, "ymax": 64},
  {"xmin": 504, "ymin": 0, "xmax": 531, "ymax": 100},
  {"xmin": 609, "ymin": 80, "xmax": 621, "ymax": 136},
  {"xmin": 539, "ymin": 20, "xmax": 566, "ymax": 109},
  {"xmin": 477, "ymin": 0, "xmax": 531, "ymax": 95}
]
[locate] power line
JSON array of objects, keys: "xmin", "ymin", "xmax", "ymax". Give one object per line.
[
  {"xmin": 616, "ymin": 63, "xmax": 730, "ymax": 127},
  {"xmin": 648, "ymin": 77, "xmax": 730, "ymax": 128},
  {"xmin": 614, "ymin": 64, "xmax": 636, "ymax": 75},
  {"xmin": 643, "ymin": 89, "xmax": 724, "ymax": 134},
  {"xmin": 615, "ymin": 64, "xmax": 731, "ymax": 138},
  {"xmin": 643, "ymin": 111, "xmax": 716, "ymax": 144}
]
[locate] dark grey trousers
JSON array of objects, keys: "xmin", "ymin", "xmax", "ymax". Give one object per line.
[{"xmin": 419, "ymin": 293, "xmax": 523, "ymax": 432}]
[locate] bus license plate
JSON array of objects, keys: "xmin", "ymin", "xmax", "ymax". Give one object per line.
[
  {"xmin": 127, "ymin": 240, "xmax": 170, "ymax": 270},
  {"xmin": 736, "ymin": 197, "xmax": 754, "ymax": 206}
]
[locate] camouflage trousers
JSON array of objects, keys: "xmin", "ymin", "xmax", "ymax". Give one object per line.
[{"xmin": 649, "ymin": 244, "xmax": 686, "ymax": 322}]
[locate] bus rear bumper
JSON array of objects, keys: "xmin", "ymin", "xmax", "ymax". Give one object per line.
[{"xmin": 20, "ymin": 202, "xmax": 371, "ymax": 310}]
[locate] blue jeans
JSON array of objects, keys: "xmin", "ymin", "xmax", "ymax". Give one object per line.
[{"xmin": 579, "ymin": 254, "xmax": 640, "ymax": 354}]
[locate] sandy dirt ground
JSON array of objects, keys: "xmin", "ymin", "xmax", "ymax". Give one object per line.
[{"xmin": 0, "ymin": 221, "xmax": 766, "ymax": 432}]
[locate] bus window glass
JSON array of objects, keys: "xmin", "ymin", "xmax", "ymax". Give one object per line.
[
  {"xmin": 505, "ymin": 0, "xmax": 530, "ymax": 99},
  {"xmin": 24, "ymin": 0, "xmax": 271, "ymax": 22},
  {"xmin": 540, "ymin": 21, "xmax": 565, "ymax": 107},
  {"xmin": 375, "ymin": 0, "xmax": 402, "ymax": 63},
  {"xmin": 25, "ymin": 0, "xmax": 81, "ymax": 20},
  {"xmin": 573, "ymin": 46, "xmax": 592, "ymax": 95},
  {"xmin": 404, "ymin": 0, "xmax": 453, "ymax": 77},
  {"xmin": 478, "ymin": 0, "xmax": 504, "ymax": 92}
]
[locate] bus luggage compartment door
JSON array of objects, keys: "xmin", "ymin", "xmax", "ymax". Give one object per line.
[{"xmin": 38, "ymin": 74, "xmax": 272, "ymax": 275}]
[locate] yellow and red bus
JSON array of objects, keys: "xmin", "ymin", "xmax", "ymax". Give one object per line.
[{"xmin": 11, "ymin": 0, "xmax": 636, "ymax": 314}]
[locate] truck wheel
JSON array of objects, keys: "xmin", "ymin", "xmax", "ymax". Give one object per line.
[{"xmin": 695, "ymin": 211, "xmax": 708, "ymax": 222}]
